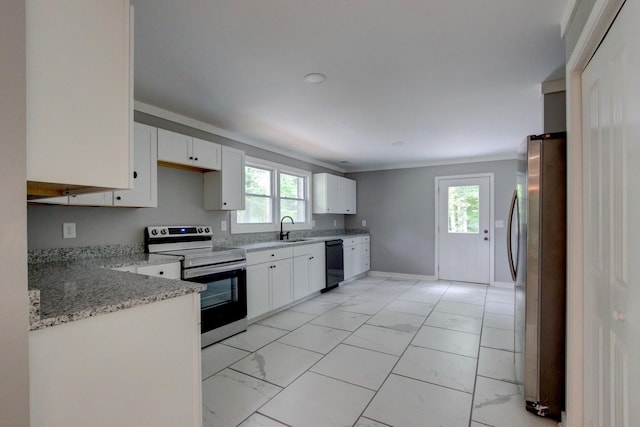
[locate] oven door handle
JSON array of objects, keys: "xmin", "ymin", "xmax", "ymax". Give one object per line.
[{"xmin": 183, "ymin": 261, "xmax": 247, "ymax": 279}]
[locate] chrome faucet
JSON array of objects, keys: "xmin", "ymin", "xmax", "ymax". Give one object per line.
[{"xmin": 280, "ymin": 216, "xmax": 294, "ymax": 240}]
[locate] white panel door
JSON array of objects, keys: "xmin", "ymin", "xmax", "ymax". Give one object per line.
[
  {"xmin": 582, "ymin": 1, "xmax": 639, "ymax": 425},
  {"xmin": 437, "ymin": 176, "xmax": 491, "ymax": 284}
]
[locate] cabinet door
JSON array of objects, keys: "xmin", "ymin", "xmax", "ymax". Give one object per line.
[
  {"xmin": 221, "ymin": 147, "xmax": 245, "ymax": 210},
  {"xmin": 340, "ymin": 178, "xmax": 357, "ymax": 214},
  {"xmin": 157, "ymin": 129, "xmax": 191, "ymax": 166},
  {"xmin": 271, "ymin": 258, "xmax": 293, "ymax": 310},
  {"xmin": 114, "ymin": 124, "xmax": 158, "ymax": 207},
  {"xmin": 68, "ymin": 192, "xmax": 113, "ymax": 206},
  {"xmin": 293, "ymin": 255, "xmax": 311, "ymax": 300},
  {"xmin": 344, "ymin": 244, "xmax": 362, "ymax": 280},
  {"xmin": 27, "ymin": 0, "xmax": 132, "ymax": 191},
  {"xmin": 192, "ymin": 138, "xmax": 221, "ymax": 170},
  {"xmin": 308, "ymin": 244, "xmax": 326, "ymax": 293},
  {"xmin": 33, "ymin": 196, "xmax": 70, "ymax": 205},
  {"xmin": 247, "ymin": 263, "xmax": 271, "ymax": 319}
]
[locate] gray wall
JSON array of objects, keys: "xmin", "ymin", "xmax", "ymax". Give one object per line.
[
  {"xmin": 0, "ymin": 0, "xmax": 30, "ymax": 424},
  {"xmin": 345, "ymin": 160, "xmax": 517, "ymax": 283},
  {"xmin": 27, "ymin": 113, "xmax": 344, "ymax": 249},
  {"xmin": 544, "ymin": 91, "xmax": 567, "ymax": 133}
]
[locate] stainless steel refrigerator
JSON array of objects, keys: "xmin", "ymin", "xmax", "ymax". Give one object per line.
[{"xmin": 507, "ymin": 132, "xmax": 566, "ymax": 420}]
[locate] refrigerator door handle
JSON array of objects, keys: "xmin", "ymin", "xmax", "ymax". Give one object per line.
[{"xmin": 507, "ymin": 189, "xmax": 519, "ymax": 281}]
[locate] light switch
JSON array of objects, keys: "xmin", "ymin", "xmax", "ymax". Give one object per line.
[
  {"xmin": 63, "ymin": 222, "xmax": 76, "ymax": 239},
  {"xmin": 362, "ymin": 220, "xmax": 367, "ymax": 227},
  {"xmin": 312, "ymin": 220, "xmax": 316, "ymax": 228},
  {"xmin": 333, "ymin": 220, "xmax": 337, "ymax": 227},
  {"xmin": 220, "ymin": 220, "xmax": 227, "ymax": 231}
]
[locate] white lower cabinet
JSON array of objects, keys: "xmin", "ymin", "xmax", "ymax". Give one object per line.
[
  {"xmin": 112, "ymin": 261, "xmax": 180, "ymax": 280},
  {"xmin": 247, "ymin": 243, "xmax": 327, "ymax": 320},
  {"xmin": 30, "ymin": 294, "xmax": 202, "ymax": 427},
  {"xmin": 343, "ymin": 235, "xmax": 371, "ymax": 281},
  {"xmin": 293, "ymin": 243, "xmax": 326, "ymax": 299}
]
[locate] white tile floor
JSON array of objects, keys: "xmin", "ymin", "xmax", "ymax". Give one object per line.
[{"xmin": 201, "ymin": 275, "xmax": 558, "ymax": 427}]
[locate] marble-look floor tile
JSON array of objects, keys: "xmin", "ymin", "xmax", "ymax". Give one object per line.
[
  {"xmin": 222, "ymin": 324, "xmax": 289, "ymax": 352},
  {"xmin": 259, "ymin": 372, "xmax": 374, "ymax": 427},
  {"xmin": 478, "ymin": 347, "xmax": 517, "ymax": 383},
  {"xmin": 393, "ymin": 345, "xmax": 477, "ymax": 393},
  {"xmin": 472, "ymin": 376, "xmax": 557, "ymax": 427},
  {"xmin": 412, "ymin": 326, "xmax": 480, "ymax": 358},
  {"xmin": 368, "ymin": 284, "xmax": 411, "ymax": 295},
  {"xmin": 310, "ymin": 309, "xmax": 370, "ymax": 331},
  {"xmin": 288, "ymin": 299, "xmax": 339, "ymax": 315},
  {"xmin": 334, "ymin": 283, "xmax": 372, "ymax": 295},
  {"xmin": 277, "ymin": 323, "xmax": 350, "ymax": 354},
  {"xmin": 481, "ymin": 327, "xmax": 515, "ymax": 351},
  {"xmin": 353, "ymin": 291, "xmax": 398, "ymax": 304},
  {"xmin": 485, "ymin": 301, "xmax": 515, "ymax": 316},
  {"xmin": 385, "ymin": 299, "xmax": 434, "ymax": 316},
  {"xmin": 483, "ymin": 312, "xmax": 515, "ymax": 331},
  {"xmin": 202, "ymin": 369, "xmax": 281, "ymax": 427},
  {"xmin": 414, "ymin": 281, "xmax": 450, "ymax": 295},
  {"xmin": 354, "ymin": 417, "xmax": 389, "ymax": 427},
  {"xmin": 238, "ymin": 413, "xmax": 287, "ymax": 427},
  {"xmin": 311, "ymin": 292, "xmax": 354, "ymax": 304},
  {"xmin": 311, "ymin": 344, "xmax": 398, "ymax": 390},
  {"xmin": 397, "ymin": 288, "xmax": 443, "ymax": 304},
  {"xmin": 442, "ymin": 284, "xmax": 487, "ymax": 304},
  {"xmin": 486, "ymin": 287, "xmax": 515, "ymax": 303},
  {"xmin": 336, "ymin": 299, "xmax": 388, "ymax": 315},
  {"xmin": 230, "ymin": 342, "xmax": 322, "ymax": 387},
  {"xmin": 201, "ymin": 343, "xmax": 250, "ymax": 380},
  {"xmin": 383, "ymin": 277, "xmax": 418, "ymax": 285},
  {"xmin": 257, "ymin": 309, "xmax": 317, "ymax": 331},
  {"xmin": 364, "ymin": 374, "xmax": 472, "ymax": 427},
  {"xmin": 434, "ymin": 300, "xmax": 485, "ymax": 318},
  {"xmin": 425, "ymin": 311, "xmax": 483, "ymax": 334},
  {"xmin": 344, "ymin": 324, "xmax": 415, "ymax": 356},
  {"xmin": 365, "ymin": 309, "xmax": 426, "ymax": 333}
]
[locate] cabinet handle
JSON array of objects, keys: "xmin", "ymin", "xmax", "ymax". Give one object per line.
[
  {"xmin": 309, "ymin": 256, "xmax": 314, "ymax": 260},
  {"xmin": 116, "ymin": 196, "xmax": 122, "ymax": 200},
  {"xmin": 159, "ymin": 271, "xmax": 164, "ymax": 275},
  {"xmin": 189, "ymin": 156, "xmax": 194, "ymax": 160},
  {"xmin": 271, "ymin": 254, "xmax": 275, "ymax": 257},
  {"xmin": 352, "ymin": 247, "xmax": 355, "ymax": 251},
  {"xmin": 133, "ymin": 171, "xmax": 138, "ymax": 179},
  {"xmin": 194, "ymin": 157, "xmax": 199, "ymax": 161},
  {"xmin": 223, "ymin": 202, "xmax": 227, "ymax": 206}
]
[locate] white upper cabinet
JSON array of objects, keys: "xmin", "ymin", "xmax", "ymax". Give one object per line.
[
  {"xmin": 203, "ymin": 146, "xmax": 245, "ymax": 211},
  {"xmin": 27, "ymin": 0, "xmax": 133, "ymax": 196},
  {"xmin": 113, "ymin": 123, "xmax": 158, "ymax": 207},
  {"xmin": 157, "ymin": 129, "xmax": 221, "ymax": 170},
  {"xmin": 313, "ymin": 173, "xmax": 357, "ymax": 214}
]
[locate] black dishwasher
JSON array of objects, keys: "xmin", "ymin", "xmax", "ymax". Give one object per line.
[{"xmin": 323, "ymin": 239, "xmax": 344, "ymax": 292}]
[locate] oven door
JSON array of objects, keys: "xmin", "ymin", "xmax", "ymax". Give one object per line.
[{"xmin": 183, "ymin": 261, "xmax": 247, "ymax": 339}]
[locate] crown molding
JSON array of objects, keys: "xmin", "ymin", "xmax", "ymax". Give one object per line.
[{"xmin": 344, "ymin": 153, "xmax": 519, "ymax": 173}]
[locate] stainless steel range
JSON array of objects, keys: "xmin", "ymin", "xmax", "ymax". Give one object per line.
[{"xmin": 145, "ymin": 226, "xmax": 247, "ymax": 348}]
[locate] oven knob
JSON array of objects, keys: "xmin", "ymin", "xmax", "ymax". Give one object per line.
[
  {"xmin": 160, "ymin": 229, "xmax": 167, "ymax": 235},
  {"xmin": 205, "ymin": 227, "xmax": 210, "ymax": 233},
  {"xmin": 151, "ymin": 229, "xmax": 158, "ymax": 235},
  {"xmin": 198, "ymin": 227, "xmax": 203, "ymax": 233}
]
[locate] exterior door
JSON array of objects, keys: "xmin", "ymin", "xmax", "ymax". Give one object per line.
[
  {"xmin": 437, "ymin": 175, "xmax": 491, "ymax": 284},
  {"xmin": 582, "ymin": 1, "xmax": 639, "ymax": 425}
]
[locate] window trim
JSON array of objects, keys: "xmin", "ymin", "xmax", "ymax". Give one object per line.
[{"xmin": 230, "ymin": 157, "xmax": 312, "ymax": 234}]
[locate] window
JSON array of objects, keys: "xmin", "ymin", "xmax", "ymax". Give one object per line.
[
  {"xmin": 231, "ymin": 158, "xmax": 312, "ymax": 233},
  {"xmin": 447, "ymin": 185, "xmax": 479, "ymax": 233}
]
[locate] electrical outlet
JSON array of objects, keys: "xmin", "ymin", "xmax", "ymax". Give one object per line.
[
  {"xmin": 221, "ymin": 220, "xmax": 227, "ymax": 231},
  {"xmin": 63, "ymin": 222, "xmax": 76, "ymax": 239},
  {"xmin": 312, "ymin": 220, "xmax": 316, "ymax": 228},
  {"xmin": 333, "ymin": 220, "xmax": 337, "ymax": 227}
]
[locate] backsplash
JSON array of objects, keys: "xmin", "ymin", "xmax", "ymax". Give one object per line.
[{"xmin": 28, "ymin": 229, "xmax": 369, "ymax": 264}]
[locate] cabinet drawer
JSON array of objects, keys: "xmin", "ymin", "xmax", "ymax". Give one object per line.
[
  {"xmin": 136, "ymin": 263, "xmax": 181, "ymax": 279},
  {"xmin": 342, "ymin": 237, "xmax": 361, "ymax": 246},
  {"xmin": 247, "ymin": 247, "xmax": 294, "ymax": 265},
  {"xmin": 293, "ymin": 242, "xmax": 323, "ymax": 257}
]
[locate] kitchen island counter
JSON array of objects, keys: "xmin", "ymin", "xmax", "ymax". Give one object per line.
[{"xmin": 28, "ymin": 254, "xmax": 204, "ymax": 331}]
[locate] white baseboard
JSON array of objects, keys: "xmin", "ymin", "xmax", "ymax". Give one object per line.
[
  {"xmin": 491, "ymin": 281, "xmax": 515, "ymax": 289},
  {"xmin": 368, "ymin": 271, "xmax": 437, "ymax": 281}
]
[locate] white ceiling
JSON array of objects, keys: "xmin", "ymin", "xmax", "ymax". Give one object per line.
[{"xmin": 131, "ymin": 0, "xmax": 567, "ymax": 172}]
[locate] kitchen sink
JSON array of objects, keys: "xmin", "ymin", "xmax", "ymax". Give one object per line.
[{"xmin": 281, "ymin": 238, "xmax": 311, "ymax": 243}]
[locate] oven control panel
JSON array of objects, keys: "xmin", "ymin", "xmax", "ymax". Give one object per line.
[{"xmin": 146, "ymin": 225, "xmax": 213, "ymax": 238}]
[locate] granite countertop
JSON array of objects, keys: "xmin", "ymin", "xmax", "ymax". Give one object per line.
[
  {"xmin": 238, "ymin": 233, "xmax": 370, "ymax": 252},
  {"xmin": 28, "ymin": 254, "xmax": 205, "ymax": 331}
]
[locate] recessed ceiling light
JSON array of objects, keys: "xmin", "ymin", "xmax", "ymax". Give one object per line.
[
  {"xmin": 304, "ymin": 73, "xmax": 327, "ymax": 84},
  {"xmin": 392, "ymin": 141, "xmax": 405, "ymax": 146}
]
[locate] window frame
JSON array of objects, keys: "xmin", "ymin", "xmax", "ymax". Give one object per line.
[{"xmin": 230, "ymin": 157, "xmax": 312, "ymax": 234}]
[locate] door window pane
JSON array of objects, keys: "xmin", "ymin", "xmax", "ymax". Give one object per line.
[{"xmin": 448, "ymin": 185, "xmax": 479, "ymax": 233}]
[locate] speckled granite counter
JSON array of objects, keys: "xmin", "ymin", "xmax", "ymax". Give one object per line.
[
  {"xmin": 237, "ymin": 233, "xmax": 370, "ymax": 252},
  {"xmin": 28, "ymin": 253, "xmax": 204, "ymax": 331}
]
